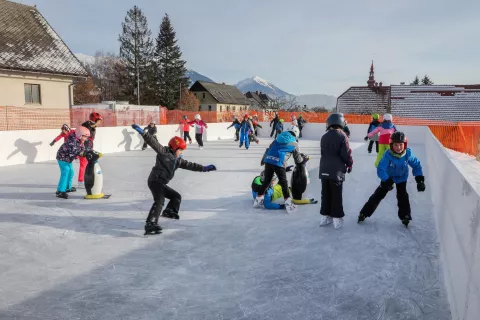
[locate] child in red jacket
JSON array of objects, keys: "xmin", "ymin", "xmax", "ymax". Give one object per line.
[{"xmin": 50, "ymin": 124, "xmax": 74, "ymax": 146}]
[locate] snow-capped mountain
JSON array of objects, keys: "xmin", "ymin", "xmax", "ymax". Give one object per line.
[
  {"xmin": 235, "ymin": 76, "xmax": 292, "ymax": 98},
  {"xmin": 186, "ymin": 69, "xmax": 214, "ymax": 85}
]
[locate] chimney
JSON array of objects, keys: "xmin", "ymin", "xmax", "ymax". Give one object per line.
[{"xmin": 379, "ymin": 82, "xmax": 383, "ymax": 87}]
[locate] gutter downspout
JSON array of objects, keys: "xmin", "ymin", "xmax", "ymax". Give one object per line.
[{"xmin": 68, "ymin": 83, "xmax": 74, "ymax": 125}]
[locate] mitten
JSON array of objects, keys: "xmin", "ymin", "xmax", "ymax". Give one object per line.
[
  {"xmin": 203, "ymin": 164, "xmax": 217, "ymax": 172},
  {"xmin": 364, "ymin": 136, "xmax": 368, "ymax": 141},
  {"xmin": 131, "ymin": 124, "xmax": 144, "ymax": 135},
  {"xmin": 50, "ymin": 140, "xmax": 55, "ymax": 146},
  {"xmin": 381, "ymin": 178, "xmax": 394, "ymax": 191},
  {"xmin": 415, "ymin": 176, "xmax": 426, "ymax": 192},
  {"xmin": 286, "ymin": 165, "xmax": 294, "ymax": 172}
]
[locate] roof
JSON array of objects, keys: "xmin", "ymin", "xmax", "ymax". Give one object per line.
[
  {"xmin": 190, "ymin": 81, "xmax": 247, "ymax": 105},
  {"xmin": 336, "ymin": 86, "xmax": 390, "ymax": 115},
  {"xmin": 245, "ymin": 91, "xmax": 271, "ymax": 109},
  {"xmin": 0, "ymin": 0, "xmax": 87, "ymax": 77}
]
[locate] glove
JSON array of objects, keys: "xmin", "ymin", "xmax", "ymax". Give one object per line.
[
  {"xmin": 381, "ymin": 178, "xmax": 394, "ymax": 191},
  {"xmin": 286, "ymin": 165, "xmax": 294, "ymax": 172},
  {"xmin": 346, "ymin": 166, "xmax": 352, "ymax": 173},
  {"xmin": 202, "ymin": 164, "xmax": 216, "ymax": 172},
  {"xmin": 415, "ymin": 176, "xmax": 426, "ymax": 192},
  {"xmin": 131, "ymin": 124, "xmax": 144, "ymax": 135},
  {"xmin": 279, "ymin": 204, "xmax": 286, "ymax": 209},
  {"xmin": 300, "ymin": 155, "xmax": 310, "ymax": 165},
  {"xmin": 364, "ymin": 136, "xmax": 368, "ymax": 141},
  {"xmin": 49, "ymin": 141, "xmax": 55, "ymax": 146}
]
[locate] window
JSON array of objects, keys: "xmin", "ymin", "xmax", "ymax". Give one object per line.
[
  {"xmin": 208, "ymin": 105, "xmax": 212, "ymax": 111},
  {"xmin": 220, "ymin": 106, "xmax": 223, "ymax": 112},
  {"xmin": 25, "ymin": 84, "xmax": 41, "ymax": 104},
  {"xmin": 232, "ymin": 106, "xmax": 236, "ymax": 112},
  {"xmin": 198, "ymin": 105, "xmax": 202, "ymax": 111},
  {"xmin": 226, "ymin": 106, "xmax": 230, "ymax": 112},
  {"xmin": 202, "ymin": 92, "xmax": 206, "ymax": 99}
]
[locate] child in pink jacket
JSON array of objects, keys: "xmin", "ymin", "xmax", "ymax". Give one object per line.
[
  {"xmin": 188, "ymin": 114, "xmax": 208, "ymax": 149},
  {"xmin": 366, "ymin": 113, "xmax": 396, "ymax": 167}
]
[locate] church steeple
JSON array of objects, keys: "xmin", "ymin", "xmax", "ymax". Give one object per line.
[{"xmin": 367, "ymin": 60, "xmax": 375, "ymax": 87}]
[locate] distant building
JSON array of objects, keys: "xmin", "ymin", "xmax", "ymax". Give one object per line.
[
  {"xmin": 245, "ymin": 91, "xmax": 273, "ymax": 110},
  {"xmin": 189, "ymin": 81, "xmax": 249, "ymax": 112},
  {"xmin": 0, "ymin": 1, "xmax": 88, "ymax": 109}
]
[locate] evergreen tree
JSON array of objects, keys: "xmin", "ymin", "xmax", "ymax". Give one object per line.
[
  {"xmin": 118, "ymin": 6, "xmax": 155, "ymax": 105},
  {"xmin": 155, "ymin": 14, "xmax": 189, "ymax": 109},
  {"xmin": 421, "ymin": 74, "xmax": 434, "ymax": 85},
  {"xmin": 412, "ymin": 76, "xmax": 420, "ymax": 85}
]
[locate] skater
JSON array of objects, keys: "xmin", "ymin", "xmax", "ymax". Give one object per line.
[
  {"xmin": 251, "ymin": 115, "xmax": 263, "ymax": 137},
  {"xmin": 342, "ymin": 120, "xmax": 351, "ymax": 138},
  {"xmin": 227, "ymin": 116, "xmax": 241, "ymax": 141},
  {"xmin": 269, "ymin": 113, "xmax": 279, "ymax": 137},
  {"xmin": 55, "ymin": 126, "xmax": 92, "ymax": 199},
  {"xmin": 251, "ymin": 171, "xmax": 285, "ymax": 210},
  {"xmin": 142, "ymin": 122, "xmax": 157, "ymax": 150},
  {"xmin": 178, "ymin": 115, "xmax": 193, "ymax": 144},
  {"xmin": 188, "ymin": 114, "xmax": 208, "ymax": 149},
  {"xmin": 275, "ymin": 119, "xmax": 284, "ymax": 137},
  {"xmin": 319, "ymin": 113, "xmax": 353, "ymax": 229},
  {"xmin": 239, "ymin": 114, "xmax": 256, "ymax": 149},
  {"xmin": 78, "ymin": 112, "xmax": 103, "ymax": 188},
  {"xmin": 291, "ymin": 115, "xmax": 298, "ymax": 127},
  {"xmin": 297, "ymin": 115, "xmax": 307, "ymax": 138},
  {"xmin": 131, "ymin": 124, "xmax": 217, "ymax": 235},
  {"xmin": 358, "ymin": 132, "xmax": 425, "ymax": 227},
  {"xmin": 253, "ymin": 125, "xmax": 305, "ymax": 213},
  {"xmin": 50, "ymin": 124, "xmax": 74, "ymax": 146},
  {"xmin": 365, "ymin": 113, "xmax": 380, "ymax": 153},
  {"xmin": 366, "ymin": 113, "xmax": 396, "ymax": 167}
]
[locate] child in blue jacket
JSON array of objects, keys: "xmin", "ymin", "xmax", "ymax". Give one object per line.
[
  {"xmin": 358, "ymin": 131, "xmax": 426, "ymax": 227},
  {"xmin": 251, "ymin": 167, "xmax": 294, "ymax": 210}
]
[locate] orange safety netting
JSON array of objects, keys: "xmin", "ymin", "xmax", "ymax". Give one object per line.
[{"xmin": 1, "ymin": 106, "xmax": 479, "ymax": 158}]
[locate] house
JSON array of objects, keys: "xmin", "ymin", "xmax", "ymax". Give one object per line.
[
  {"xmin": 245, "ymin": 91, "xmax": 273, "ymax": 110},
  {"xmin": 0, "ymin": 0, "xmax": 88, "ymax": 110},
  {"xmin": 189, "ymin": 81, "xmax": 249, "ymax": 112}
]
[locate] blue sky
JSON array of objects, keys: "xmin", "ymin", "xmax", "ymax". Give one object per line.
[{"xmin": 15, "ymin": 0, "xmax": 480, "ymax": 96}]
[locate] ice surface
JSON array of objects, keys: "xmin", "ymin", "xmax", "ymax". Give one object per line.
[{"xmin": 0, "ymin": 139, "xmax": 451, "ymax": 319}]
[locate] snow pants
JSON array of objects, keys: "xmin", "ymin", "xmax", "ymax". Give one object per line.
[
  {"xmin": 257, "ymin": 163, "xmax": 289, "ymax": 200},
  {"xmin": 368, "ymin": 140, "xmax": 379, "ymax": 153},
  {"xmin": 78, "ymin": 156, "xmax": 87, "ymax": 182},
  {"xmin": 239, "ymin": 131, "xmax": 250, "ymax": 149},
  {"xmin": 183, "ymin": 131, "xmax": 192, "ymax": 143},
  {"xmin": 146, "ymin": 180, "xmax": 182, "ymax": 222},
  {"xmin": 234, "ymin": 128, "xmax": 239, "ymax": 141},
  {"xmin": 374, "ymin": 144, "xmax": 390, "ymax": 167},
  {"xmin": 359, "ymin": 181, "xmax": 411, "ymax": 221},
  {"xmin": 195, "ymin": 133, "xmax": 204, "ymax": 147},
  {"xmin": 57, "ymin": 160, "xmax": 74, "ymax": 192},
  {"xmin": 320, "ymin": 179, "xmax": 344, "ymax": 218}
]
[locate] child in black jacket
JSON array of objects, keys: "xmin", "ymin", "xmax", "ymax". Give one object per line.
[
  {"xmin": 319, "ymin": 113, "xmax": 353, "ymax": 229},
  {"xmin": 132, "ymin": 124, "xmax": 217, "ymax": 235},
  {"xmin": 142, "ymin": 122, "xmax": 157, "ymax": 150}
]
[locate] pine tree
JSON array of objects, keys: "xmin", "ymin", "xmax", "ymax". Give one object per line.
[
  {"xmin": 118, "ymin": 6, "xmax": 155, "ymax": 105},
  {"xmin": 155, "ymin": 14, "xmax": 189, "ymax": 109},
  {"xmin": 412, "ymin": 76, "xmax": 420, "ymax": 85},
  {"xmin": 421, "ymin": 75, "xmax": 434, "ymax": 85}
]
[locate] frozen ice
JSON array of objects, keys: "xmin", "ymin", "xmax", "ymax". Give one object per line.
[{"xmin": 0, "ymin": 139, "xmax": 451, "ymax": 319}]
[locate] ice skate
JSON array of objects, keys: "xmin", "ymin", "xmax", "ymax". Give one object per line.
[
  {"xmin": 333, "ymin": 218, "xmax": 344, "ymax": 229},
  {"xmin": 56, "ymin": 191, "xmax": 68, "ymax": 199},
  {"xmin": 144, "ymin": 221, "xmax": 162, "ymax": 235},
  {"xmin": 161, "ymin": 208, "xmax": 180, "ymax": 220},
  {"xmin": 402, "ymin": 215, "xmax": 411, "ymax": 228},
  {"xmin": 319, "ymin": 215, "xmax": 333, "ymax": 226},
  {"xmin": 77, "ymin": 181, "xmax": 85, "ymax": 189},
  {"xmin": 284, "ymin": 198, "xmax": 297, "ymax": 213},
  {"xmin": 253, "ymin": 195, "xmax": 264, "ymax": 208},
  {"xmin": 357, "ymin": 213, "xmax": 367, "ymax": 223},
  {"xmin": 66, "ymin": 187, "xmax": 76, "ymax": 193}
]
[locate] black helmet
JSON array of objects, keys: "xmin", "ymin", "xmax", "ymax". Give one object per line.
[
  {"xmin": 326, "ymin": 113, "xmax": 345, "ymax": 130},
  {"xmin": 390, "ymin": 131, "xmax": 408, "ymax": 151}
]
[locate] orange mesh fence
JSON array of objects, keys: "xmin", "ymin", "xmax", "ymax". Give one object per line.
[{"xmin": 1, "ymin": 106, "xmax": 480, "ymax": 158}]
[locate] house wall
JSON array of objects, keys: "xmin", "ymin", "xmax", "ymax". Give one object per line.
[{"xmin": 0, "ymin": 70, "xmax": 74, "ymax": 109}]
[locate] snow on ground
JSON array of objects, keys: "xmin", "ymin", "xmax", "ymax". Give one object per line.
[
  {"xmin": 447, "ymin": 149, "xmax": 480, "ymax": 194},
  {"xmin": 0, "ymin": 139, "xmax": 450, "ymax": 319}
]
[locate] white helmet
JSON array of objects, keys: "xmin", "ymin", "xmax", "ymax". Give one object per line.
[
  {"xmin": 195, "ymin": 114, "xmax": 201, "ymax": 120},
  {"xmin": 287, "ymin": 125, "xmax": 300, "ymax": 137},
  {"xmin": 383, "ymin": 113, "xmax": 392, "ymax": 121}
]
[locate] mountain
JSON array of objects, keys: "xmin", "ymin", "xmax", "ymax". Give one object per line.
[
  {"xmin": 75, "ymin": 53, "xmax": 95, "ymax": 66},
  {"xmin": 186, "ymin": 69, "xmax": 214, "ymax": 85},
  {"xmin": 296, "ymin": 94, "xmax": 337, "ymax": 110},
  {"xmin": 235, "ymin": 76, "xmax": 293, "ymax": 98}
]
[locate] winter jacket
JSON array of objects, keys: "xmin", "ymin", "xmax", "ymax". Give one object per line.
[
  {"xmin": 298, "ymin": 117, "xmax": 306, "ymax": 128},
  {"xmin": 367, "ymin": 120, "xmax": 381, "ymax": 141},
  {"xmin": 188, "ymin": 120, "xmax": 208, "ymax": 134},
  {"xmin": 252, "ymin": 120, "xmax": 262, "ymax": 129},
  {"xmin": 275, "ymin": 122, "xmax": 283, "ymax": 132},
  {"xmin": 368, "ymin": 121, "xmax": 396, "ymax": 144},
  {"xmin": 343, "ymin": 125, "xmax": 351, "ymax": 138},
  {"xmin": 179, "ymin": 120, "xmax": 193, "ymax": 132},
  {"xmin": 143, "ymin": 125, "xmax": 157, "ymax": 136},
  {"xmin": 56, "ymin": 134, "xmax": 85, "ymax": 163},
  {"xmin": 263, "ymin": 131, "xmax": 303, "ymax": 168},
  {"xmin": 81, "ymin": 120, "xmax": 97, "ymax": 150},
  {"xmin": 53, "ymin": 130, "xmax": 75, "ymax": 143},
  {"xmin": 240, "ymin": 119, "xmax": 254, "ymax": 134},
  {"xmin": 251, "ymin": 176, "xmax": 283, "ymax": 209},
  {"xmin": 319, "ymin": 129, "xmax": 353, "ymax": 182},
  {"xmin": 142, "ymin": 132, "xmax": 204, "ymax": 184},
  {"xmin": 270, "ymin": 115, "xmax": 279, "ymax": 127},
  {"xmin": 227, "ymin": 119, "xmax": 241, "ymax": 130},
  {"xmin": 377, "ymin": 148, "xmax": 423, "ymax": 184}
]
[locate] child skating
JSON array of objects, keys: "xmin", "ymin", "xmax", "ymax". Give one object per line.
[
  {"xmin": 227, "ymin": 116, "xmax": 241, "ymax": 141},
  {"xmin": 78, "ymin": 112, "xmax": 103, "ymax": 188},
  {"xmin": 366, "ymin": 113, "xmax": 396, "ymax": 167},
  {"xmin": 178, "ymin": 115, "xmax": 194, "ymax": 144},
  {"xmin": 319, "ymin": 113, "xmax": 353, "ymax": 229},
  {"xmin": 254, "ymin": 125, "xmax": 305, "ymax": 213},
  {"xmin": 142, "ymin": 122, "xmax": 157, "ymax": 150},
  {"xmin": 188, "ymin": 114, "xmax": 208, "ymax": 149},
  {"xmin": 274, "ymin": 119, "xmax": 284, "ymax": 138},
  {"xmin": 50, "ymin": 124, "xmax": 74, "ymax": 146},
  {"xmin": 239, "ymin": 114, "xmax": 255, "ymax": 149},
  {"xmin": 131, "ymin": 124, "xmax": 217, "ymax": 235},
  {"xmin": 364, "ymin": 113, "xmax": 380, "ymax": 153},
  {"xmin": 358, "ymin": 131, "xmax": 425, "ymax": 227}
]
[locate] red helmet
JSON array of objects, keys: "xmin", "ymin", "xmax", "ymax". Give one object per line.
[
  {"xmin": 89, "ymin": 112, "xmax": 103, "ymax": 122},
  {"xmin": 244, "ymin": 114, "xmax": 249, "ymax": 119},
  {"xmin": 168, "ymin": 136, "xmax": 187, "ymax": 152}
]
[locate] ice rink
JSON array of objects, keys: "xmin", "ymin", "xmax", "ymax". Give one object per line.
[{"xmin": 0, "ymin": 138, "xmax": 451, "ymax": 319}]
